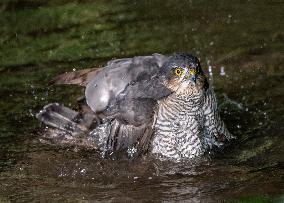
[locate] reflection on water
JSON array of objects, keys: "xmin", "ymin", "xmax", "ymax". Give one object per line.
[{"xmin": 0, "ymin": 0, "xmax": 283, "ymax": 202}]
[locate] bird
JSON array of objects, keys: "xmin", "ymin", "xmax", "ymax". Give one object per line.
[{"xmin": 36, "ymin": 53, "xmax": 234, "ymax": 161}]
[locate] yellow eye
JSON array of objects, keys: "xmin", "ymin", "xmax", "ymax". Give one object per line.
[
  {"xmin": 189, "ymin": 68, "xmax": 196, "ymax": 75},
  {"xmin": 175, "ymin": 68, "xmax": 183, "ymax": 77}
]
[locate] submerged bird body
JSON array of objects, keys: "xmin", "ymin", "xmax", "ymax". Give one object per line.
[{"xmin": 37, "ymin": 53, "xmax": 233, "ymax": 160}]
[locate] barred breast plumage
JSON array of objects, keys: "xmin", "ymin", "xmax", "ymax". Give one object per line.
[
  {"xmin": 152, "ymin": 85, "xmax": 230, "ymax": 160},
  {"xmin": 153, "ymin": 98, "xmax": 203, "ymax": 159},
  {"xmin": 152, "ymin": 77, "xmax": 205, "ymax": 159}
]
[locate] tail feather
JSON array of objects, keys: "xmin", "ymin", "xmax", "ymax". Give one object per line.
[
  {"xmin": 36, "ymin": 103, "xmax": 100, "ymax": 150},
  {"xmin": 49, "ymin": 68, "xmax": 101, "ymax": 86},
  {"xmin": 36, "ymin": 103, "xmax": 153, "ymax": 157},
  {"xmin": 36, "ymin": 103, "xmax": 88, "ymax": 135}
]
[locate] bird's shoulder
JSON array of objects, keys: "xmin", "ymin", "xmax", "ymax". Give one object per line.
[{"xmin": 106, "ymin": 53, "xmax": 167, "ymax": 69}]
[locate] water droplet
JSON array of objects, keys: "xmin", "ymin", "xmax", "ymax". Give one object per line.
[
  {"xmin": 220, "ymin": 66, "xmax": 225, "ymax": 76},
  {"xmin": 28, "ymin": 109, "xmax": 34, "ymax": 117},
  {"xmin": 80, "ymin": 168, "xmax": 86, "ymax": 174},
  {"xmin": 127, "ymin": 147, "xmax": 137, "ymax": 157},
  {"xmin": 208, "ymin": 66, "xmax": 213, "ymax": 76}
]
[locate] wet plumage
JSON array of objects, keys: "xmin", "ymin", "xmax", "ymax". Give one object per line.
[{"xmin": 37, "ymin": 53, "xmax": 233, "ymax": 160}]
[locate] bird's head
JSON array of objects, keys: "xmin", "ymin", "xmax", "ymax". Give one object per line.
[{"xmin": 160, "ymin": 53, "xmax": 208, "ymax": 95}]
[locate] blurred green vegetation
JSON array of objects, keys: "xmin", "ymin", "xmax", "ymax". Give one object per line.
[
  {"xmin": 233, "ymin": 195, "xmax": 284, "ymax": 203},
  {"xmin": 0, "ymin": 0, "xmax": 128, "ymax": 67},
  {"xmin": 0, "ymin": 0, "xmax": 283, "ymax": 68}
]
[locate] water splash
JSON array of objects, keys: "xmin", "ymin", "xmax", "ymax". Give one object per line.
[{"xmin": 220, "ymin": 66, "xmax": 226, "ymax": 76}]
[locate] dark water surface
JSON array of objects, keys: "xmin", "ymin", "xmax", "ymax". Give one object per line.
[{"xmin": 0, "ymin": 0, "xmax": 283, "ymax": 202}]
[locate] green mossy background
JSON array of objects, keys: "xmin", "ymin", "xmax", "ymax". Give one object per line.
[{"xmin": 0, "ymin": 0, "xmax": 283, "ymax": 67}]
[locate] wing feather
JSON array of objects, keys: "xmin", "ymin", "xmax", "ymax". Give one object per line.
[
  {"xmin": 85, "ymin": 54, "xmax": 169, "ymax": 113},
  {"xmin": 202, "ymin": 88, "xmax": 234, "ymax": 149},
  {"xmin": 86, "ymin": 54, "xmax": 170, "ymax": 156},
  {"xmin": 39, "ymin": 54, "xmax": 170, "ymax": 157},
  {"xmin": 50, "ymin": 68, "xmax": 102, "ymax": 86}
]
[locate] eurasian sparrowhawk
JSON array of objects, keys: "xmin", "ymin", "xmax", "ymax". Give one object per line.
[{"xmin": 37, "ymin": 53, "xmax": 233, "ymax": 160}]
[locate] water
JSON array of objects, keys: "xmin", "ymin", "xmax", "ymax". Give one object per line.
[{"xmin": 0, "ymin": 0, "xmax": 283, "ymax": 202}]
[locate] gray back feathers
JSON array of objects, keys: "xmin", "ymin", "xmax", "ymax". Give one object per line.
[{"xmin": 85, "ymin": 53, "xmax": 168, "ymax": 113}]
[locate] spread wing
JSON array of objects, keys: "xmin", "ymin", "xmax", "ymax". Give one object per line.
[
  {"xmin": 49, "ymin": 53, "xmax": 167, "ymax": 88},
  {"xmin": 85, "ymin": 53, "xmax": 168, "ymax": 113},
  {"xmin": 38, "ymin": 53, "xmax": 172, "ymax": 157},
  {"xmin": 84, "ymin": 54, "xmax": 172, "ymax": 156}
]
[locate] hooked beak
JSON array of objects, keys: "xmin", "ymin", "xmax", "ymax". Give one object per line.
[
  {"xmin": 189, "ymin": 75, "xmax": 196, "ymax": 83},
  {"xmin": 185, "ymin": 69, "xmax": 197, "ymax": 84}
]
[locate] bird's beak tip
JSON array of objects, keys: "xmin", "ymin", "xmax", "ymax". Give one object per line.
[{"xmin": 190, "ymin": 75, "xmax": 196, "ymax": 84}]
